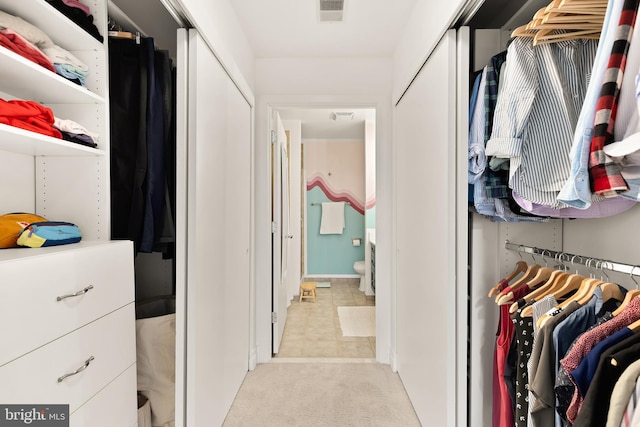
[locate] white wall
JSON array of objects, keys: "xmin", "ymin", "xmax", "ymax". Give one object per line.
[
  {"xmin": 256, "ymin": 57, "xmax": 392, "ymax": 95},
  {"xmin": 392, "ymin": 0, "xmax": 468, "ymax": 103},
  {"xmin": 254, "ymin": 57, "xmax": 394, "ymax": 364},
  {"xmin": 177, "ymin": 0, "xmax": 256, "ymax": 97},
  {"xmin": 282, "ymin": 120, "xmax": 303, "ymax": 302}
]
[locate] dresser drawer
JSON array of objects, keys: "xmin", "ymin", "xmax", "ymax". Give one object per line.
[
  {"xmin": 70, "ymin": 363, "xmax": 138, "ymax": 427},
  {"xmin": 0, "ymin": 241, "xmax": 134, "ymax": 365},
  {"xmin": 0, "ymin": 303, "xmax": 136, "ymax": 412}
]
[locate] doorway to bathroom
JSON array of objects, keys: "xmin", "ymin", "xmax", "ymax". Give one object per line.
[{"xmin": 271, "ymin": 107, "xmax": 377, "ymax": 359}]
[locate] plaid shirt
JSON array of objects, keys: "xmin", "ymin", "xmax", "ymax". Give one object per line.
[
  {"xmin": 588, "ymin": 0, "xmax": 640, "ymax": 196},
  {"xmin": 484, "ymin": 51, "xmax": 510, "ymax": 199}
]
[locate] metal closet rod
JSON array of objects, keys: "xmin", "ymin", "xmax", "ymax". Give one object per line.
[{"xmin": 505, "ymin": 240, "xmax": 640, "ymax": 277}]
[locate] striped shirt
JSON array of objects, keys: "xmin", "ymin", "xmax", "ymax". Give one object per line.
[{"xmin": 486, "ymin": 37, "xmax": 598, "ymax": 209}]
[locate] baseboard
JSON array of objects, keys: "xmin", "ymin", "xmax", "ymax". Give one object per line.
[
  {"xmin": 249, "ymin": 346, "xmax": 257, "ymax": 371},
  {"xmin": 389, "ymin": 349, "xmax": 398, "ymax": 372}
]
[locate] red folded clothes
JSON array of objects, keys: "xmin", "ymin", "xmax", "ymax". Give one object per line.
[
  {"xmin": 0, "ymin": 29, "xmax": 55, "ymax": 72},
  {"xmin": 0, "ymin": 98, "xmax": 62, "ymax": 139}
]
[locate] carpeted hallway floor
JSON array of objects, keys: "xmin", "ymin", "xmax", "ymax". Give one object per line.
[{"xmin": 222, "ymin": 362, "xmax": 422, "ymax": 427}]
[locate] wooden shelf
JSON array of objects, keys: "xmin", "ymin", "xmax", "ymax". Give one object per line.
[
  {"xmin": 0, "ymin": 124, "xmax": 104, "ymax": 157},
  {"xmin": 0, "ymin": 0, "xmax": 103, "ymax": 52},
  {"xmin": 0, "ymin": 47, "xmax": 104, "ymax": 105}
]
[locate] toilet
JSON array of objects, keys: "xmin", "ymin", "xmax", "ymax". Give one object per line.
[{"xmin": 353, "ymin": 260, "xmax": 365, "ymax": 292}]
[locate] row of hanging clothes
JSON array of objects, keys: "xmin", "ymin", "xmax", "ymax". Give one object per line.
[
  {"xmin": 468, "ymin": 0, "xmax": 640, "ymax": 221},
  {"xmin": 490, "ymin": 244, "xmax": 640, "ymax": 427},
  {"xmin": 107, "ymin": 19, "xmax": 177, "ymax": 258}
]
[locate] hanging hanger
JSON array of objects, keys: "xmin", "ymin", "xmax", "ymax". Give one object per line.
[
  {"xmin": 511, "ymin": 0, "xmax": 606, "ymax": 45},
  {"xmin": 496, "ymin": 264, "xmax": 542, "ymax": 304},
  {"xmin": 537, "ymin": 278, "xmax": 600, "ymax": 328},
  {"xmin": 488, "ymin": 259, "xmax": 528, "ymax": 297},
  {"xmin": 612, "ymin": 266, "xmax": 640, "ymax": 316},
  {"xmin": 593, "ymin": 261, "xmax": 627, "ymax": 304},
  {"xmin": 508, "ymin": 250, "xmax": 557, "ymax": 313},
  {"xmin": 496, "ymin": 251, "xmax": 542, "ymax": 305},
  {"xmin": 517, "ymin": 270, "xmax": 570, "ymax": 317},
  {"xmin": 108, "ymin": 30, "xmax": 141, "ymax": 44}
]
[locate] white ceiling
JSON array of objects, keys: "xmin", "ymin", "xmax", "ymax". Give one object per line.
[
  {"xmin": 228, "ymin": 0, "xmax": 418, "ymax": 58},
  {"xmin": 278, "ymin": 108, "xmax": 374, "ymax": 140},
  {"xmin": 111, "ymin": 0, "xmax": 410, "ymax": 138}
]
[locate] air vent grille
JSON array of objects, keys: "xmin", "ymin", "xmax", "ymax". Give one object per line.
[
  {"xmin": 318, "ymin": 0, "xmax": 344, "ymax": 22},
  {"xmin": 320, "ymin": 0, "xmax": 344, "ymax": 11}
]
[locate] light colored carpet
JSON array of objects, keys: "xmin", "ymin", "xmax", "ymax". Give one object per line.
[
  {"xmin": 337, "ymin": 306, "xmax": 375, "ymax": 337},
  {"xmin": 222, "ymin": 362, "xmax": 421, "ymax": 427}
]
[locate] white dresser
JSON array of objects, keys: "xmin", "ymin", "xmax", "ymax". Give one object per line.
[
  {"xmin": 0, "ymin": 0, "xmax": 137, "ymax": 425},
  {"xmin": 0, "ymin": 241, "xmax": 137, "ymax": 426}
]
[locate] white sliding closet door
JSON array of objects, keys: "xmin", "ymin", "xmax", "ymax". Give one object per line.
[
  {"xmin": 176, "ymin": 28, "xmax": 251, "ymax": 427},
  {"xmin": 394, "ymin": 28, "xmax": 468, "ymax": 427}
]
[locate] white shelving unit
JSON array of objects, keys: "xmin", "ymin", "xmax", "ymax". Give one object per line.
[
  {"xmin": 0, "ymin": 0, "xmax": 110, "ymax": 242},
  {"xmin": 0, "ymin": 2, "xmax": 137, "ymax": 425}
]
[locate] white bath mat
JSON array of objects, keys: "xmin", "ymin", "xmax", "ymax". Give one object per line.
[
  {"xmin": 337, "ymin": 306, "xmax": 375, "ymax": 337},
  {"xmin": 316, "ymin": 281, "xmax": 331, "ymax": 288}
]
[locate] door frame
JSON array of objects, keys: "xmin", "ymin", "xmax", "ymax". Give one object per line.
[{"xmin": 253, "ymin": 94, "xmax": 394, "ymax": 367}]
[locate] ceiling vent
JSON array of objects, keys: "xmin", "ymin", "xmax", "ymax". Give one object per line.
[
  {"xmin": 318, "ymin": 0, "xmax": 345, "ymax": 22},
  {"xmin": 331, "ymin": 112, "xmax": 355, "ymax": 121}
]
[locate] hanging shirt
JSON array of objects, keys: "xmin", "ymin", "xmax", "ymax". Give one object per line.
[
  {"xmin": 528, "ymin": 302, "xmax": 582, "ymax": 427},
  {"xmin": 562, "ymin": 297, "xmax": 640, "ymax": 424},
  {"xmin": 469, "ymin": 71, "xmax": 483, "ymax": 126},
  {"xmin": 589, "ymin": 0, "xmax": 640, "ymax": 197},
  {"xmin": 494, "ymin": 285, "xmax": 531, "ymax": 427},
  {"xmin": 469, "ymin": 67, "xmax": 488, "ymax": 184},
  {"xmin": 558, "ymin": 0, "xmax": 625, "ymax": 208},
  {"xmin": 601, "ymin": 17, "xmax": 640, "ymax": 201},
  {"xmin": 483, "ymin": 51, "xmax": 510, "ymax": 200},
  {"xmin": 513, "ymin": 190, "xmax": 635, "ymax": 218},
  {"xmin": 622, "ymin": 370, "xmax": 640, "ymax": 426},
  {"xmin": 606, "ymin": 358, "xmax": 640, "ymax": 427},
  {"xmin": 572, "ymin": 337, "xmax": 640, "ymax": 427},
  {"xmin": 486, "ymin": 37, "xmax": 598, "ymax": 209}
]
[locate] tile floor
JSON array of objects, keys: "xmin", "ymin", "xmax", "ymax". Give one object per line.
[{"xmin": 275, "ymin": 282, "xmax": 376, "ymax": 358}]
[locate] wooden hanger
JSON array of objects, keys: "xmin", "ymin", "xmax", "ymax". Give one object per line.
[
  {"xmin": 599, "ymin": 282, "xmax": 626, "ymax": 304},
  {"xmin": 497, "ymin": 264, "xmax": 542, "ymax": 305},
  {"xmin": 108, "ymin": 31, "xmax": 141, "ymax": 44},
  {"xmin": 536, "ymin": 276, "xmax": 597, "ymax": 328},
  {"xmin": 508, "ymin": 266, "xmax": 558, "ymax": 313},
  {"xmin": 512, "ymin": 270, "xmax": 569, "ymax": 315},
  {"xmin": 511, "ymin": 0, "xmax": 606, "ymax": 45},
  {"xmin": 628, "ymin": 317, "xmax": 640, "ymax": 333},
  {"xmin": 488, "ymin": 260, "xmax": 528, "ymax": 297},
  {"xmin": 612, "ymin": 289, "xmax": 640, "ymax": 316}
]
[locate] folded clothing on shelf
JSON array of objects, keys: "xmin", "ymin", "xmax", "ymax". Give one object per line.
[
  {"xmin": 0, "ymin": 98, "xmax": 61, "ymax": 138},
  {"xmin": 0, "ymin": 29, "xmax": 54, "ymax": 72}
]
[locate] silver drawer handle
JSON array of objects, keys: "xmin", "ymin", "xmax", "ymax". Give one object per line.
[
  {"xmin": 57, "ymin": 356, "xmax": 95, "ymax": 383},
  {"xmin": 56, "ymin": 285, "xmax": 94, "ymax": 301}
]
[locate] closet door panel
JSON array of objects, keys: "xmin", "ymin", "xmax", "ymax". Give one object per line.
[
  {"xmin": 184, "ymin": 29, "xmax": 250, "ymax": 427},
  {"xmin": 394, "ymin": 30, "xmax": 457, "ymax": 427}
]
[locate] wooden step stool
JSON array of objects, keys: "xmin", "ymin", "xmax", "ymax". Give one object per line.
[{"xmin": 299, "ymin": 282, "xmax": 317, "ymax": 303}]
